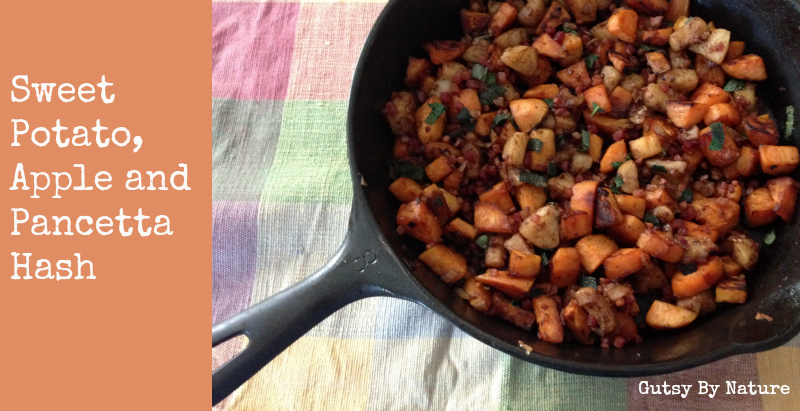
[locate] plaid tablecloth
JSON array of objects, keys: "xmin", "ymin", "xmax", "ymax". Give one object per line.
[{"xmin": 211, "ymin": 1, "xmax": 800, "ymax": 409}]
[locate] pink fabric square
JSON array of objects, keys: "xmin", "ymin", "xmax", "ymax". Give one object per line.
[
  {"xmin": 212, "ymin": 2, "xmax": 300, "ymax": 100},
  {"xmin": 286, "ymin": 2, "xmax": 385, "ymax": 100}
]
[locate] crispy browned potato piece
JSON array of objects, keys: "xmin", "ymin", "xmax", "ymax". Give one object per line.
[
  {"xmin": 693, "ymin": 197, "xmax": 741, "ymax": 235},
  {"xmin": 533, "ymin": 296, "xmax": 564, "ymax": 343},
  {"xmin": 460, "ymin": 9, "xmax": 490, "ymax": 34},
  {"xmin": 766, "ymin": 177, "xmax": 800, "ymax": 222},
  {"xmin": 397, "ymin": 199, "xmax": 442, "ymax": 244},
  {"xmin": 476, "ymin": 269, "xmax": 534, "ymax": 300},
  {"xmin": 637, "ymin": 229, "xmax": 684, "ymax": 263},
  {"xmin": 646, "ymin": 300, "xmax": 698, "ymax": 330},
  {"xmin": 562, "ymin": 300, "xmax": 594, "ymax": 344},
  {"xmin": 488, "ymin": 292, "xmax": 536, "ymax": 330},
  {"xmin": 423, "ymin": 40, "xmax": 467, "ymax": 65},
  {"xmin": 716, "ymin": 275, "xmax": 747, "ymax": 304}
]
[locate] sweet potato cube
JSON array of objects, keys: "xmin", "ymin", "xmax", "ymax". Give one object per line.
[
  {"xmin": 636, "ymin": 229, "xmax": 684, "ymax": 263},
  {"xmin": 445, "ymin": 218, "xmax": 479, "ymax": 242},
  {"xmin": 646, "ymin": 300, "xmax": 698, "ymax": 329},
  {"xmin": 684, "ymin": 222, "xmax": 719, "ymax": 242},
  {"xmin": 721, "ymin": 55, "xmax": 767, "ymax": 81},
  {"xmin": 502, "ymin": 131, "xmax": 530, "ymax": 168},
  {"xmin": 389, "ymin": 177, "xmax": 422, "ymax": 202},
  {"xmin": 405, "ymin": 57, "xmax": 432, "ymax": 87},
  {"xmin": 766, "ymin": 177, "xmax": 800, "ymax": 222},
  {"xmin": 533, "ymin": 296, "xmax": 564, "ymax": 343},
  {"xmin": 617, "ymin": 160, "xmax": 640, "ymax": 194},
  {"xmin": 665, "ymin": 0, "xmax": 689, "ymax": 21},
  {"xmin": 642, "ymin": 27, "xmax": 673, "ymax": 46},
  {"xmin": 735, "ymin": 145, "xmax": 761, "ymax": 177},
  {"xmin": 666, "ymin": 101, "xmax": 709, "ymax": 128},
  {"xmin": 575, "ymin": 234, "xmax": 619, "ymax": 273},
  {"xmin": 476, "ymin": 269, "xmax": 534, "ymax": 300},
  {"xmin": 608, "ymin": 9, "xmax": 638, "ymax": 43},
  {"xmin": 583, "ymin": 84, "xmax": 612, "ymax": 114},
  {"xmin": 516, "ymin": 184, "xmax": 547, "ymax": 213},
  {"xmin": 509, "ymin": 99, "xmax": 548, "ymax": 132},
  {"xmin": 603, "ymin": 248, "xmax": 648, "ymax": 280},
  {"xmin": 671, "ymin": 256, "xmax": 725, "ymax": 298},
  {"xmin": 599, "ymin": 140, "xmax": 628, "ymax": 173},
  {"xmin": 420, "ymin": 184, "xmax": 452, "ymax": 223},
  {"xmin": 460, "ymin": 9, "xmax": 491, "ymax": 34},
  {"xmin": 692, "ymin": 197, "xmax": 740, "ymax": 235},
  {"xmin": 609, "ymin": 85, "xmax": 633, "ymax": 112},
  {"xmin": 595, "ymin": 188, "xmax": 624, "ymax": 228},
  {"xmin": 474, "ymin": 201, "xmax": 514, "ymax": 234},
  {"xmin": 616, "ymin": 195, "xmax": 646, "ymax": 219},
  {"xmin": 462, "ymin": 277, "xmax": 492, "ymax": 312},
  {"xmin": 488, "ymin": 2, "xmax": 518, "ymax": 36},
  {"xmin": 629, "ymin": 133, "xmax": 663, "ymax": 160},
  {"xmin": 744, "ymin": 187, "xmax": 777, "ymax": 227},
  {"xmin": 415, "ymin": 96, "xmax": 446, "ymax": 143},
  {"xmin": 550, "ymin": 247, "xmax": 581, "ymax": 288},
  {"xmin": 501, "ymin": 46, "xmax": 539, "ymax": 76},
  {"xmin": 423, "ymin": 40, "xmax": 468, "ymax": 65},
  {"xmin": 397, "ymin": 200, "xmax": 442, "ymax": 244},
  {"xmin": 646, "ymin": 52, "xmax": 671, "ymax": 74},
  {"xmin": 690, "ymin": 83, "xmax": 730, "ymax": 106},
  {"xmin": 526, "ymin": 128, "xmax": 556, "ymax": 172},
  {"xmin": 571, "ymin": 180, "xmax": 600, "ymax": 220},
  {"xmin": 419, "ymin": 244, "xmax": 468, "ymax": 284},
  {"xmin": 536, "ymin": 1, "xmax": 572, "ymax": 36},
  {"xmin": 704, "ymin": 103, "xmax": 740, "ymax": 127},
  {"xmin": 760, "ymin": 145, "xmax": 800, "ymax": 175},
  {"xmin": 523, "ymin": 84, "xmax": 559, "ymax": 99},
  {"xmin": 561, "ymin": 209, "xmax": 593, "ymax": 240},
  {"xmin": 556, "ymin": 61, "xmax": 591, "ymax": 90},
  {"xmin": 474, "ymin": 111, "xmax": 496, "ymax": 137},
  {"xmin": 425, "ymin": 156, "xmax": 455, "ymax": 183},
  {"xmin": 625, "ymin": 0, "xmax": 669, "ymax": 15},
  {"xmin": 442, "ymin": 169, "xmax": 463, "ymax": 192},
  {"xmin": 485, "ymin": 241, "xmax": 506, "ymax": 268},
  {"xmin": 689, "ymin": 28, "xmax": 730, "ymax": 65},
  {"xmin": 532, "ymin": 33, "xmax": 567, "ymax": 59},
  {"xmin": 715, "ymin": 275, "xmax": 747, "ymax": 304},
  {"xmin": 562, "ymin": 301, "xmax": 594, "ymax": 344},
  {"xmin": 698, "ymin": 125, "xmax": 740, "ymax": 167},
  {"xmin": 725, "ymin": 41, "xmax": 745, "ymax": 61},
  {"xmin": 695, "ymin": 54, "xmax": 725, "ymax": 87},
  {"xmin": 583, "ymin": 110, "xmax": 634, "ymax": 135},
  {"xmin": 743, "ymin": 116, "xmax": 779, "ymax": 146},
  {"xmin": 508, "ymin": 250, "xmax": 541, "ymax": 278}
]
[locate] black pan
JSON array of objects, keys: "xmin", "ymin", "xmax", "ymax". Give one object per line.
[{"xmin": 212, "ymin": 0, "xmax": 800, "ymax": 404}]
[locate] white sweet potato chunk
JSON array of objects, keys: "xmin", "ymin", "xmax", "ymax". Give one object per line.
[
  {"xmin": 646, "ymin": 300, "xmax": 698, "ymax": 329},
  {"xmin": 519, "ymin": 204, "xmax": 560, "ymax": 249}
]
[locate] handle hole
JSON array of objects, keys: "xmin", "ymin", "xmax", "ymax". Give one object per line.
[{"xmin": 212, "ymin": 334, "xmax": 249, "ymax": 373}]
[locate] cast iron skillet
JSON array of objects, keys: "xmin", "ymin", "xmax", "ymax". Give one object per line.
[{"xmin": 212, "ymin": 0, "xmax": 800, "ymax": 404}]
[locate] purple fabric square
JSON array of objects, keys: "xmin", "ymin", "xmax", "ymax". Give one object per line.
[
  {"xmin": 212, "ymin": 200, "xmax": 259, "ymax": 325},
  {"xmin": 212, "ymin": 2, "xmax": 299, "ymax": 100}
]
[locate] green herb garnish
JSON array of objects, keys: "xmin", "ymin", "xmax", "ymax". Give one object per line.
[
  {"xmin": 519, "ymin": 172, "xmax": 548, "ymax": 187},
  {"xmin": 786, "ymin": 106, "xmax": 795, "ymax": 139},
  {"xmin": 650, "ymin": 164, "xmax": 668, "ymax": 173},
  {"xmin": 764, "ymin": 228, "xmax": 776, "ymax": 246},
  {"xmin": 528, "ymin": 138, "xmax": 544, "ymax": 153},
  {"xmin": 678, "ymin": 188, "xmax": 693, "ymax": 203},
  {"xmin": 425, "ymin": 102, "xmax": 446, "ymax": 124},
  {"xmin": 611, "ymin": 175, "xmax": 624, "ymax": 194},
  {"xmin": 612, "ymin": 161, "xmax": 624, "ymax": 170},
  {"xmin": 590, "ymin": 102, "xmax": 605, "ymax": 116},
  {"xmin": 476, "ymin": 234, "xmax": 489, "ymax": 249},
  {"xmin": 644, "ymin": 212, "xmax": 660, "ymax": 227},
  {"xmin": 639, "ymin": 44, "xmax": 666, "ymax": 54},
  {"xmin": 479, "ymin": 84, "xmax": 506, "ymax": 105},
  {"xmin": 456, "ymin": 107, "xmax": 475, "ymax": 130},
  {"xmin": 491, "ymin": 112, "xmax": 513, "ymax": 129},
  {"xmin": 540, "ymin": 251, "xmax": 549, "ymax": 267},
  {"xmin": 434, "ymin": 196, "xmax": 444, "ymax": 206},
  {"xmin": 548, "ymin": 162, "xmax": 559, "ymax": 176},
  {"xmin": 543, "ymin": 98, "xmax": 554, "ymax": 108},
  {"xmin": 471, "ymin": 64, "xmax": 488, "ymax": 82},
  {"xmin": 578, "ymin": 130, "xmax": 591, "ymax": 152},
  {"xmin": 578, "ymin": 276, "xmax": 597, "ymax": 289},
  {"xmin": 709, "ymin": 122, "xmax": 725, "ymax": 151},
  {"xmin": 486, "ymin": 72, "xmax": 497, "ymax": 85},
  {"xmin": 562, "ymin": 26, "xmax": 579, "ymax": 35},
  {"xmin": 388, "ymin": 159, "xmax": 426, "ymax": 181},
  {"xmin": 723, "ymin": 79, "xmax": 746, "ymax": 92},
  {"xmin": 584, "ymin": 54, "xmax": 599, "ymax": 70},
  {"xmin": 556, "ymin": 134, "xmax": 569, "ymax": 149}
]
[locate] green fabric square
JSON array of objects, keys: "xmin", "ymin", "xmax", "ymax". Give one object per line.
[
  {"xmin": 501, "ymin": 356, "xmax": 627, "ymax": 411},
  {"xmin": 261, "ymin": 100, "xmax": 353, "ymax": 204}
]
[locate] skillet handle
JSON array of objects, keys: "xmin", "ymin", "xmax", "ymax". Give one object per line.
[{"xmin": 211, "ymin": 210, "xmax": 424, "ymax": 405}]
